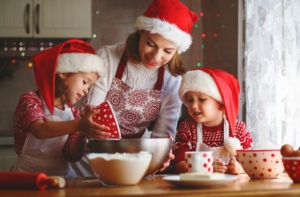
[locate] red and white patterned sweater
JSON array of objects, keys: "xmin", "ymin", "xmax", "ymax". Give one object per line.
[
  {"xmin": 173, "ymin": 118, "xmax": 252, "ymax": 163},
  {"xmin": 13, "ymin": 91, "xmax": 81, "ymax": 155}
]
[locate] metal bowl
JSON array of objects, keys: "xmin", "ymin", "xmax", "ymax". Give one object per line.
[{"xmin": 87, "ymin": 138, "xmax": 172, "ymax": 175}]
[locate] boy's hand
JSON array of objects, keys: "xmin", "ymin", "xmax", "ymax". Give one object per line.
[
  {"xmin": 213, "ymin": 158, "xmax": 228, "ymax": 173},
  {"xmin": 227, "ymin": 157, "xmax": 245, "ymax": 174},
  {"xmin": 175, "ymin": 161, "xmax": 187, "ymax": 174}
]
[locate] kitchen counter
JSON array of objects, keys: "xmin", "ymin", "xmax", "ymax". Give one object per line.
[{"xmin": 0, "ymin": 173, "xmax": 300, "ymax": 197}]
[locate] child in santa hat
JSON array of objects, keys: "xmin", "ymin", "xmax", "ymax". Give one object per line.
[
  {"xmin": 11, "ymin": 39, "xmax": 109, "ymax": 178},
  {"xmin": 173, "ymin": 68, "xmax": 253, "ymax": 174}
]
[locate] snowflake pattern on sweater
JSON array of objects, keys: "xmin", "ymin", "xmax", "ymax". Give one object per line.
[{"xmin": 173, "ymin": 118, "xmax": 252, "ymax": 163}]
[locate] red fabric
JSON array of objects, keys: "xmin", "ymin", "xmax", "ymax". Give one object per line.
[
  {"xmin": 173, "ymin": 118, "xmax": 252, "ymax": 164},
  {"xmin": 143, "ymin": 0, "xmax": 198, "ymax": 34},
  {"xmin": 197, "ymin": 67, "xmax": 240, "ymax": 136},
  {"xmin": 31, "ymin": 39, "xmax": 96, "ymax": 114}
]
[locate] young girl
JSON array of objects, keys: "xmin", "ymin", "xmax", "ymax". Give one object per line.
[
  {"xmin": 173, "ymin": 68, "xmax": 253, "ymax": 174},
  {"xmin": 11, "ymin": 39, "xmax": 110, "ymax": 178}
]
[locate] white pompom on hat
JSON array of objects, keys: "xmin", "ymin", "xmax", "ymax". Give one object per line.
[
  {"xmin": 32, "ymin": 39, "xmax": 104, "ymax": 114},
  {"xmin": 135, "ymin": 0, "xmax": 198, "ymax": 53}
]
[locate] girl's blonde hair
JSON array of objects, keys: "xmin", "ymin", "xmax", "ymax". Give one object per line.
[{"xmin": 124, "ymin": 31, "xmax": 186, "ymax": 77}]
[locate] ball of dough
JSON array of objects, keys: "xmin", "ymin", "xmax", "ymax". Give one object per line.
[
  {"xmin": 291, "ymin": 150, "xmax": 300, "ymax": 157},
  {"xmin": 280, "ymin": 144, "xmax": 294, "ymax": 157}
]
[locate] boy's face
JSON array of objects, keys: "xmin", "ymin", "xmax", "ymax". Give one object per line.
[
  {"xmin": 184, "ymin": 91, "xmax": 224, "ymax": 126},
  {"xmin": 59, "ymin": 72, "xmax": 98, "ymax": 104}
]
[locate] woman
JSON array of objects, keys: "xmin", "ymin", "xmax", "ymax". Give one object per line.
[
  {"xmin": 89, "ymin": 0, "xmax": 198, "ymax": 139},
  {"xmin": 66, "ymin": 0, "xmax": 198, "ymax": 176}
]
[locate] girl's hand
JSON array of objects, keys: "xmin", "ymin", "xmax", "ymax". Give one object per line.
[
  {"xmin": 213, "ymin": 158, "xmax": 228, "ymax": 173},
  {"xmin": 227, "ymin": 157, "xmax": 245, "ymax": 174},
  {"xmin": 78, "ymin": 105, "xmax": 110, "ymax": 139}
]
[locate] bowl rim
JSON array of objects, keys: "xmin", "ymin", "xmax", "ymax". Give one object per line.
[
  {"xmin": 282, "ymin": 157, "xmax": 300, "ymax": 160},
  {"xmin": 236, "ymin": 149, "xmax": 280, "ymax": 152},
  {"xmin": 87, "ymin": 152, "xmax": 152, "ymax": 161}
]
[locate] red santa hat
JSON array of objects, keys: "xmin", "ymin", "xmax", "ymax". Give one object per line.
[
  {"xmin": 32, "ymin": 39, "xmax": 104, "ymax": 114},
  {"xmin": 135, "ymin": 0, "xmax": 198, "ymax": 54},
  {"xmin": 179, "ymin": 67, "xmax": 240, "ymax": 136}
]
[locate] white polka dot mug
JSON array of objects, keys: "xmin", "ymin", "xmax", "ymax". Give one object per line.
[{"xmin": 185, "ymin": 151, "xmax": 214, "ymax": 173}]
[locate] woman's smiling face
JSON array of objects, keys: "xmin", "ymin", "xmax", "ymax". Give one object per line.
[{"xmin": 138, "ymin": 31, "xmax": 177, "ymax": 69}]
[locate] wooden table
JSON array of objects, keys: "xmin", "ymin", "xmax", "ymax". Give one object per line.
[{"xmin": 0, "ymin": 173, "xmax": 300, "ymax": 197}]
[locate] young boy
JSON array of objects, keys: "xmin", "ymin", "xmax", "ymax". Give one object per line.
[{"xmin": 173, "ymin": 68, "xmax": 252, "ymax": 174}]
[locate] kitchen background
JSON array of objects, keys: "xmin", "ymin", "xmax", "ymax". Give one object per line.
[{"xmin": 0, "ymin": 0, "xmax": 241, "ymax": 171}]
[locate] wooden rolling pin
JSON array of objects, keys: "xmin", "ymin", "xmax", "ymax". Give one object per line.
[{"xmin": 0, "ymin": 172, "xmax": 66, "ymax": 190}]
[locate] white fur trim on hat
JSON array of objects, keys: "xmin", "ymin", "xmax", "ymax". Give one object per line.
[
  {"xmin": 56, "ymin": 53, "xmax": 104, "ymax": 77},
  {"xmin": 135, "ymin": 16, "xmax": 192, "ymax": 54},
  {"xmin": 179, "ymin": 70, "xmax": 223, "ymax": 103}
]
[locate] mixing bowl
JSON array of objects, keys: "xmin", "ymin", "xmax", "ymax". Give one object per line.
[
  {"xmin": 236, "ymin": 149, "xmax": 284, "ymax": 179},
  {"xmin": 87, "ymin": 152, "xmax": 152, "ymax": 185},
  {"xmin": 87, "ymin": 138, "xmax": 172, "ymax": 175}
]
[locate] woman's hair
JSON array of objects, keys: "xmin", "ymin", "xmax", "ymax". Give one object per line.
[{"xmin": 124, "ymin": 31, "xmax": 186, "ymax": 77}]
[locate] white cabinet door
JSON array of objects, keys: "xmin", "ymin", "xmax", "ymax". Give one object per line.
[
  {"xmin": 0, "ymin": 0, "xmax": 33, "ymax": 37},
  {"xmin": 33, "ymin": 0, "xmax": 92, "ymax": 38},
  {"xmin": 0, "ymin": 0, "xmax": 92, "ymax": 38}
]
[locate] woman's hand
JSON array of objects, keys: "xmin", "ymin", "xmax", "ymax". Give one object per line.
[
  {"xmin": 78, "ymin": 105, "xmax": 111, "ymax": 139},
  {"xmin": 152, "ymin": 148, "xmax": 175, "ymax": 175},
  {"xmin": 227, "ymin": 157, "xmax": 245, "ymax": 174},
  {"xmin": 152, "ymin": 134, "xmax": 175, "ymax": 175},
  {"xmin": 213, "ymin": 158, "xmax": 228, "ymax": 173}
]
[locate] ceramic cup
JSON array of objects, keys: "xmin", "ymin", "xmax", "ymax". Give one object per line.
[{"xmin": 185, "ymin": 151, "xmax": 213, "ymax": 173}]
